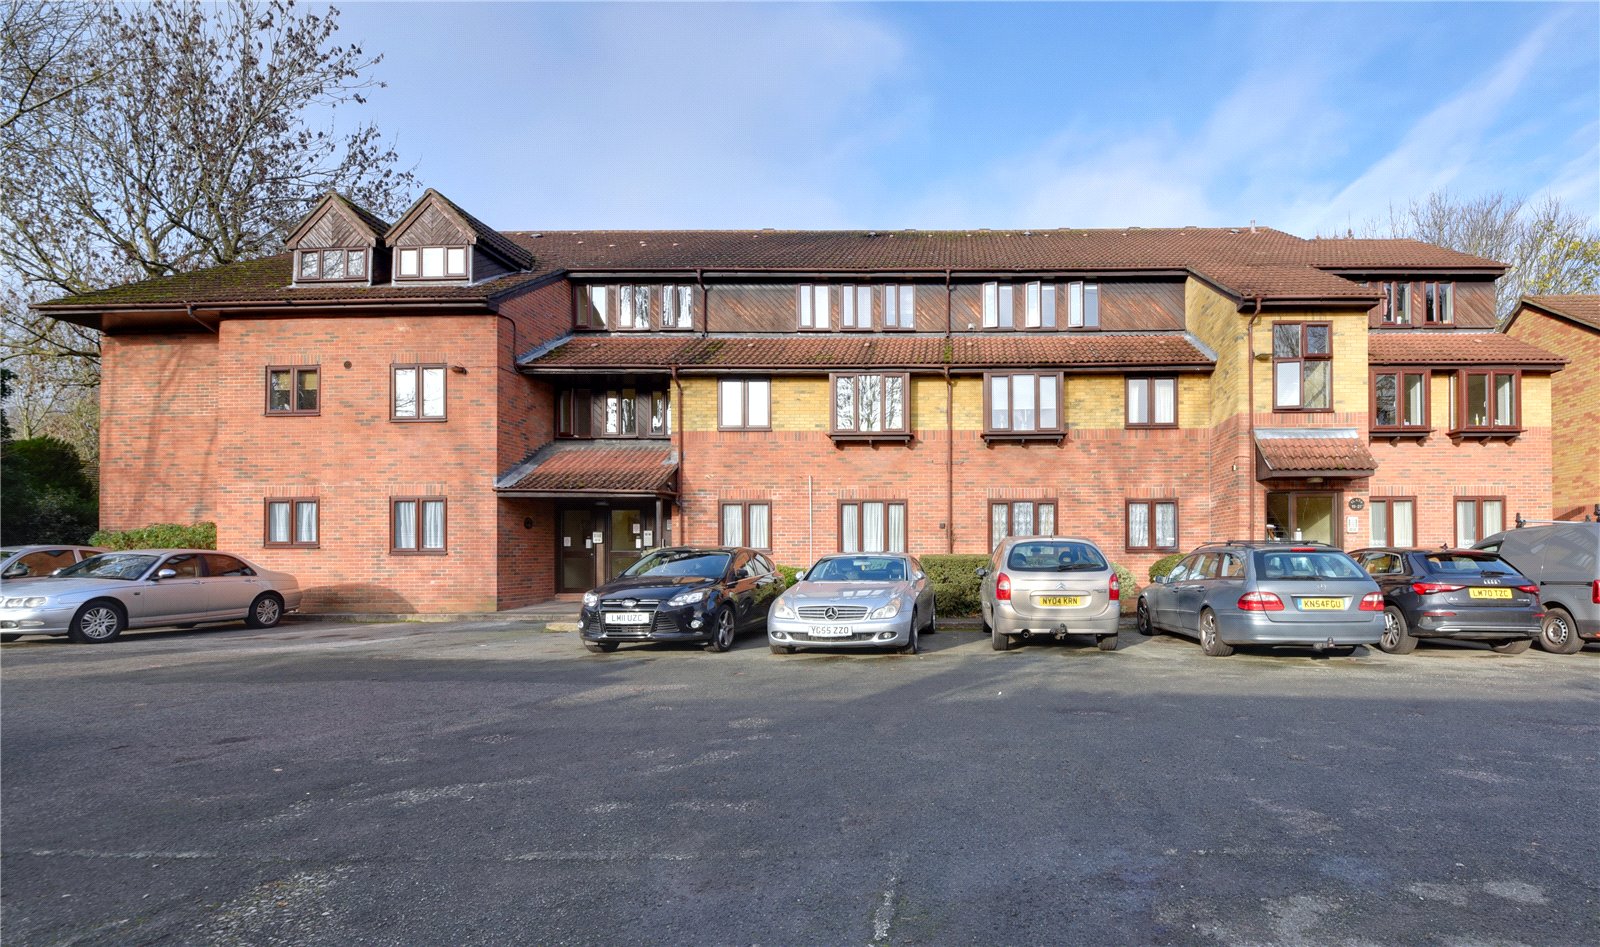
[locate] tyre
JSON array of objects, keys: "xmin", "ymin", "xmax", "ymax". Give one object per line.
[
  {"xmin": 583, "ymin": 641, "xmax": 619, "ymax": 654},
  {"xmin": 704, "ymin": 608, "xmax": 736, "ymax": 653},
  {"xmin": 1097, "ymin": 635, "xmax": 1117, "ymax": 652},
  {"xmin": 67, "ymin": 601, "xmax": 124, "ymax": 644},
  {"xmin": 245, "ymin": 593, "xmax": 284, "ymax": 629},
  {"xmin": 1135, "ymin": 599, "xmax": 1154, "ymax": 636},
  {"xmin": 1379, "ymin": 606, "xmax": 1418, "ymax": 655},
  {"xmin": 1490, "ymin": 638, "xmax": 1532, "ymax": 655},
  {"xmin": 1539, "ymin": 607, "xmax": 1584, "ymax": 655},
  {"xmin": 1198, "ymin": 610, "xmax": 1233, "ymax": 657},
  {"xmin": 924, "ymin": 602, "xmax": 937, "ymax": 634},
  {"xmin": 899, "ymin": 617, "xmax": 919, "ymax": 655},
  {"xmin": 991, "ymin": 626, "xmax": 1012, "ymax": 651}
]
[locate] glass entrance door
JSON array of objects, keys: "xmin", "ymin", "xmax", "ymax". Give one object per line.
[
  {"xmin": 608, "ymin": 508, "xmax": 645, "ymax": 579},
  {"xmin": 1266, "ymin": 492, "xmax": 1339, "ymax": 546}
]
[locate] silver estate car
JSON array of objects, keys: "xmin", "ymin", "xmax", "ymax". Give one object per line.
[
  {"xmin": 768, "ymin": 553, "xmax": 935, "ymax": 655},
  {"xmin": 0, "ymin": 549, "xmax": 303, "ymax": 643},
  {"xmin": 978, "ymin": 537, "xmax": 1120, "ymax": 651},
  {"xmin": 1136, "ymin": 541, "xmax": 1384, "ymax": 656}
]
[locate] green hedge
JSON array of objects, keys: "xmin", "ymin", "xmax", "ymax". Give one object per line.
[
  {"xmin": 1148, "ymin": 553, "xmax": 1185, "ymax": 583},
  {"xmin": 776, "ymin": 564, "xmax": 804, "ymax": 587},
  {"xmin": 89, "ymin": 521, "xmax": 217, "ymax": 551},
  {"xmin": 921, "ymin": 554, "xmax": 989, "ymax": 616}
]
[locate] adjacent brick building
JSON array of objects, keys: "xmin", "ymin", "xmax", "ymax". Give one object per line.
[
  {"xmin": 38, "ymin": 190, "xmax": 1569, "ymax": 612},
  {"xmin": 1503, "ymin": 295, "xmax": 1600, "ymax": 520}
]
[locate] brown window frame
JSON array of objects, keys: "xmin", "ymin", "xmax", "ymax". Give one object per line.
[
  {"xmin": 1453, "ymin": 496, "xmax": 1506, "ymax": 547},
  {"xmin": 263, "ymin": 498, "xmax": 320, "ymax": 548},
  {"xmin": 576, "ymin": 284, "xmax": 609, "ymax": 329},
  {"xmin": 881, "ymin": 284, "xmax": 917, "ymax": 331},
  {"xmin": 982, "ymin": 371, "xmax": 1065, "ymax": 441},
  {"xmin": 988, "ymin": 500, "xmax": 1058, "ymax": 549},
  {"xmin": 391, "ymin": 363, "xmax": 448, "ymax": 422},
  {"xmin": 1448, "ymin": 369, "xmax": 1520, "ymax": 435},
  {"xmin": 1422, "ymin": 281, "xmax": 1454, "ymax": 324},
  {"xmin": 390, "ymin": 496, "xmax": 448, "ymax": 555},
  {"xmin": 1064, "ymin": 281, "xmax": 1099, "ymax": 330},
  {"xmin": 1126, "ymin": 499, "xmax": 1180, "ymax": 552},
  {"xmin": 1125, "ymin": 376, "xmax": 1178, "ymax": 428},
  {"xmin": 719, "ymin": 501, "xmax": 773, "ymax": 551},
  {"xmin": 264, "ymin": 365, "xmax": 320, "ymax": 416},
  {"xmin": 296, "ymin": 248, "xmax": 369, "ymax": 284},
  {"xmin": 393, "ymin": 245, "xmax": 470, "ymax": 282},
  {"xmin": 837, "ymin": 499, "xmax": 909, "ymax": 554},
  {"xmin": 659, "ymin": 284, "xmax": 695, "ymax": 331},
  {"xmin": 797, "ymin": 284, "xmax": 833, "ymax": 331},
  {"xmin": 1369, "ymin": 368, "xmax": 1431, "ymax": 435},
  {"xmin": 833, "ymin": 284, "xmax": 873, "ymax": 331},
  {"xmin": 717, "ymin": 377, "xmax": 771, "ymax": 431},
  {"xmin": 1271, "ymin": 321, "xmax": 1334, "ymax": 413},
  {"xmin": 830, "ymin": 372, "xmax": 911, "ymax": 439},
  {"xmin": 1381, "ymin": 281, "xmax": 1412, "ymax": 325},
  {"xmin": 1368, "ymin": 496, "xmax": 1417, "ymax": 547}
]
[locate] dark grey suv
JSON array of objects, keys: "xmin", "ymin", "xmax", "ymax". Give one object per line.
[{"xmin": 1136, "ymin": 541, "xmax": 1384, "ymax": 656}]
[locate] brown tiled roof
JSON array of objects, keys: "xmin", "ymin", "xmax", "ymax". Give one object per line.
[
  {"xmin": 519, "ymin": 333, "xmax": 1215, "ymax": 372},
  {"xmin": 1516, "ymin": 294, "xmax": 1600, "ymax": 332},
  {"xmin": 1368, "ymin": 331, "xmax": 1567, "ymax": 367},
  {"xmin": 1299, "ymin": 238, "xmax": 1504, "ymax": 270},
  {"xmin": 497, "ymin": 441, "xmax": 677, "ymax": 495},
  {"xmin": 1255, "ymin": 429, "xmax": 1377, "ymax": 476}
]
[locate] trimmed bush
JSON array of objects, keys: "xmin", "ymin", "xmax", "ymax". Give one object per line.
[
  {"xmin": 1148, "ymin": 553, "xmax": 1185, "ymax": 583},
  {"xmin": 921, "ymin": 553, "xmax": 989, "ymax": 617},
  {"xmin": 89, "ymin": 521, "xmax": 217, "ymax": 551},
  {"xmin": 776, "ymin": 564, "xmax": 804, "ymax": 588},
  {"xmin": 1110, "ymin": 561, "xmax": 1139, "ymax": 615}
]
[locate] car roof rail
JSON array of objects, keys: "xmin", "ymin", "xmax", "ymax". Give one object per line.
[
  {"xmin": 1221, "ymin": 538, "xmax": 1336, "ymax": 547},
  {"xmin": 1514, "ymin": 507, "xmax": 1598, "ymax": 528}
]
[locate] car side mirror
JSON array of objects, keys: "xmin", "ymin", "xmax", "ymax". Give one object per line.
[
  {"xmin": 1154, "ymin": 574, "xmax": 1170, "ymax": 585},
  {"xmin": 975, "ymin": 567, "xmax": 989, "ymax": 578},
  {"xmin": 914, "ymin": 571, "xmax": 925, "ymax": 581},
  {"xmin": 155, "ymin": 568, "xmax": 177, "ymax": 580}
]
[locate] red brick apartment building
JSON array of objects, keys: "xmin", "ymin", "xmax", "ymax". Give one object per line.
[{"xmin": 37, "ymin": 189, "xmax": 1568, "ymax": 612}]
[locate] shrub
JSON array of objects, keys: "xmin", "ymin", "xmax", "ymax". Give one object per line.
[
  {"xmin": 1148, "ymin": 553, "xmax": 1185, "ymax": 583},
  {"xmin": 776, "ymin": 564, "xmax": 804, "ymax": 587},
  {"xmin": 921, "ymin": 553, "xmax": 989, "ymax": 617},
  {"xmin": 89, "ymin": 521, "xmax": 217, "ymax": 551},
  {"xmin": 0, "ymin": 436, "xmax": 98, "ymax": 545},
  {"xmin": 1110, "ymin": 560, "xmax": 1139, "ymax": 615}
]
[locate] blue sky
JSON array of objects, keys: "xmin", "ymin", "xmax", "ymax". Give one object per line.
[{"xmin": 335, "ymin": 2, "xmax": 1599, "ymax": 236}]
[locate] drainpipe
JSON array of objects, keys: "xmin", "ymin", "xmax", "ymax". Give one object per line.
[
  {"xmin": 807, "ymin": 476, "xmax": 814, "ymax": 565},
  {"xmin": 1247, "ymin": 295, "xmax": 1262, "ymax": 539},
  {"xmin": 184, "ymin": 301, "xmax": 216, "ymax": 333},
  {"xmin": 945, "ymin": 364, "xmax": 954, "ymax": 553},
  {"xmin": 672, "ymin": 364, "xmax": 684, "ymax": 542}
]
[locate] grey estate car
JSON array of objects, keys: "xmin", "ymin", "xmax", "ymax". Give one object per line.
[
  {"xmin": 1476, "ymin": 520, "xmax": 1599, "ymax": 654},
  {"xmin": 978, "ymin": 537, "xmax": 1120, "ymax": 651},
  {"xmin": 1136, "ymin": 541, "xmax": 1384, "ymax": 656},
  {"xmin": 768, "ymin": 553, "xmax": 935, "ymax": 654}
]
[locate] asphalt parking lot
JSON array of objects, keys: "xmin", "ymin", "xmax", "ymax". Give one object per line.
[{"xmin": 2, "ymin": 619, "xmax": 1597, "ymax": 946}]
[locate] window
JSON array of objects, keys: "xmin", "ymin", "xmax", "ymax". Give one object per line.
[
  {"xmin": 264, "ymin": 499, "xmax": 319, "ymax": 547},
  {"xmin": 883, "ymin": 285, "xmax": 915, "ymax": 329},
  {"xmin": 989, "ymin": 500, "xmax": 1057, "ymax": 548},
  {"xmin": 1448, "ymin": 370, "xmax": 1518, "ymax": 433},
  {"xmin": 266, "ymin": 366, "xmax": 319, "ymax": 415},
  {"xmin": 1369, "ymin": 498, "xmax": 1415, "ymax": 547},
  {"xmin": 1126, "ymin": 500, "xmax": 1179, "ymax": 551},
  {"xmin": 832, "ymin": 373, "xmax": 908, "ymax": 435},
  {"xmin": 1066, "ymin": 282, "xmax": 1099, "ymax": 329},
  {"xmin": 1454, "ymin": 497, "xmax": 1504, "ymax": 546},
  {"xmin": 393, "ymin": 364, "xmax": 447, "ymax": 421},
  {"xmin": 392, "ymin": 497, "xmax": 447, "ymax": 554},
  {"xmin": 720, "ymin": 502, "xmax": 771, "ymax": 549},
  {"xmin": 558, "ymin": 389, "xmax": 669, "ymax": 438},
  {"xmin": 649, "ymin": 391, "xmax": 670, "ymax": 435},
  {"xmin": 718, "ymin": 378, "xmax": 770, "ymax": 430},
  {"xmin": 1126, "ymin": 377, "xmax": 1177, "ymax": 427},
  {"xmin": 1272, "ymin": 322, "xmax": 1332, "ymax": 410},
  {"xmin": 604, "ymin": 388, "xmax": 638, "ymax": 435},
  {"xmin": 1383, "ymin": 282, "xmax": 1412, "ymax": 325},
  {"xmin": 297, "ymin": 248, "xmax": 367, "ymax": 283},
  {"xmin": 664, "ymin": 285, "xmax": 694, "ymax": 329},
  {"xmin": 985, "ymin": 372, "xmax": 1062, "ymax": 435},
  {"xmin": 203, "ymin": 554, "xmax": 256, "ymax": 577},
  {"xmin": 579, "ymin": 285, "xmax": 609, "ymax": 328},
  {"xmin": 798, "ymin": 285, "xmax": 831, "ymax": 329},
  {"xmin": 1371, "ymin": 370, "xmax": 1429, "ymax": 432},
  {"xmin": 1423, "ymin": 282, "xmax": 1454, "ymax": 324},
  {"xmin": 396, "ymin": 246, "xmax": 467, "ymax": 280},
  {"xmin": 839, "ymin": 285, "xmax": 873, "ymax": 329},
  {"xmin": 840, "ymin": 500, "xmax": 906, "ymax": 553},
  {"xmin": 981, "ymin": 282, "xmax": 1014, "ymax": 329}
]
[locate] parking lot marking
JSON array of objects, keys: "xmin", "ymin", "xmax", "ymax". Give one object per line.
[{"xmin": 870, "ymin": 852, "xmax": 908, "ymax": 944}]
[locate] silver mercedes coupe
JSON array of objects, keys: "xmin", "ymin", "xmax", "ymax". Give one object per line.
[{"xmin": 767, "ymin": 553, "xmax": 936, "ymax": 654}]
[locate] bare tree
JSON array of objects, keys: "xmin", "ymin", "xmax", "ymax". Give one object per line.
[{"xmin": 0, "ymin": 1, "xmax": 102, "ymax": 132}]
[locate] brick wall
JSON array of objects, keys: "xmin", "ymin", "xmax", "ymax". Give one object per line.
[{"xmin": 1507, "ymin": 313, "xmax": 1598, "ymax": 519}]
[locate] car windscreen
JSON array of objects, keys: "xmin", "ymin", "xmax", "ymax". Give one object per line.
[
  {"xmin": 1424, "ymin": 553, "xmax": 1516, "ymax": 576},
  {"xmin": 55, "ymin": 553, "xmax": 159, "ymax": 581},
  {"xmin": 807, "ymin": 557, "xmax": 907, "ymax": 582},
  {"xmin": 1006, "ymin": 541, "xmax": 1107, "ymax": 572},
  {"xmin": 1255, "ymin": 551, "xmax": 1366, "ymax": 581},
  {"xmin": 622, "ymin": 550, "xmax": 730, "ymax": 580}
]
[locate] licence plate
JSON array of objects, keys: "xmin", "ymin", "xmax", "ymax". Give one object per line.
[
  {"xmin": 1470, "ymin": 587, "xmax": 1513, "ymax": 600},
  {"xmin": 1299, "ymin": 597, "xmax": 1346, "ymax": 611},
  {"xmin": 604, "ymin": 611, "xmax": 651, "ymax": 625},
  {"xmin": 1036, "ymin": 595, "xmax": 1086, "ymax": 608},
  {"xmin": 808, "ymin": 625, "xmax": 852, "ymax": 638}
]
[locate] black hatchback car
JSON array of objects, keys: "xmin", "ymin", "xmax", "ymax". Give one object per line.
[
  {"xmin": 578, "ymin": 547, "xmax": 785, "ymax": 654},
  {"xmin": 1351, "ymin": 548, "xmax": 1542, "ymax": 654}
]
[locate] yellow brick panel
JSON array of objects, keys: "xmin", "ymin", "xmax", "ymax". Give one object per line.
[
  {"xmin": 1520, "ymin": 374, "xmax": 1551, "ymax": 428},
  {"xmin": 1249, "ymin": 311, "xmax": 1370, "ymax": 415},
  {"xmin": 1185, "ymin": 279, "xmax": 1246, "ymax": 424}
]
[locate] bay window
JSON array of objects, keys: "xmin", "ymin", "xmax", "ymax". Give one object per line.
[
  {"xmin": 840, "ymin": 500, "xmax": 906, "ymax": 553},
  {"xmin": 1371, "ymin": 369, "xmax": 1429, "ymax": 432},
  {"xmin": 1449, "ymin": 370, "xmax": 1518, "ymax": 433},
  {"xmin": 1273, "ymin": 322, "xmax": 1332, "ymax": 411},
  {"xmin": 832, "ymin": 373, "xmax": 908, "ymax": 435}
]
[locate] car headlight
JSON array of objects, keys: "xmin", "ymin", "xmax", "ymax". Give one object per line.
[
  {"xmin": 772, "ymin": 598, "xmax": 796, "ymax": 619},
  {"xmin": 666, "ymin": 588, "xmax": 710, "ymax": 608},
  {"xmin": 3, "ymin": 597, "xmax": 46, "ymax": 607},
  {"xmin": 869, "ymin": 598, "xmax": 902, "ymax": 620},
  {"xmin": 582, "ymin": 591, "xmax": 599, "ymax": 608}
]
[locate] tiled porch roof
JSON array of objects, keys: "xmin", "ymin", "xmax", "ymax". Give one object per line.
[
  {"xmin": 1255, "ymin": 428, "xmax": 1377, "ymax": 478},
  {"xmin": 497, "ymin": 441, "xmax": 677, "ymax": 496}
]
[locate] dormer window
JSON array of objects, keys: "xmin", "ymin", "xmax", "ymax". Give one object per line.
[
  {"xmin": 297, "ymin": 248, "xmax": 368, "ymax": 283},
  {"xmin": 396, "ymin": 246, "xmax": 468, "ymax": 281}
]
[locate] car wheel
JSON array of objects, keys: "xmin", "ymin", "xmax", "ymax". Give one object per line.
[
  {"xmin": 704, "ymin": 609, "xmax": 736, "ymax": 653},
  {"xmin": 245, "ymin": 593, "xmax": 284, "ymax": 629},
  {"xmin": 899, "ymin": 616, "xmax": 919, "ymax": 655},
  {"xmin": 1, "ymin": 634, "xmax": 21, "ymax": 643},
  {"xmin": 67, "ymin": 601, "xmax": 124, "ymax": 644},
  {"xmin": 584, "ymin": 641, "xmax": 619, "ymax": 654},
  {"xmin": 1379, "ymin": 606, "xmax": 1418, "ymax": 655},
  {"xmin": 1097, "ymin": 635, "xmax": 1117, "ymax": 651},
  {"xmin": 1490, "ymin": 638, "xmax": 1532, "ymax": 655},
  {"xmin": 991, "ymin": 626, "xmax": 1012, "ymax": 651},
  {"xmin": 1198, "ymin": 610, "xmax": 1232, "ymax": 657},
  {"xmin": 1135, "ymin": 599, "xmax": 1154, "ymax": 636},
  {"xmin": 1539, "ymin": 608, "xmax": 1584, "ymax": 654},
  {"xmin": 925, "ymin": 602, "xmax": 937, "ymax": 634}
]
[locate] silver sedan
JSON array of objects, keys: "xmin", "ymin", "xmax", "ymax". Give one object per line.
[
  {"xmin": 0, "ymin": 549, "xmax": 303, "ymax": 644},
  {"xmin": 767, "ymin": 553, "xmax": 936, "ymax": 654}
]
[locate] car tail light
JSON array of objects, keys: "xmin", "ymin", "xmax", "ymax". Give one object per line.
[
  {"xmin": 1238, "ymin": 591, "xmax": 1284, "ymax": 611},
  {"xmin": 1359, "ymin": 592, "xmax": 1384, "ymax": 611},
  {"xmin": 996, "ymin": 573, "xmax": 1011, "ymax": 601},
  {"xmin": 1592, "ymin": 579, "xmax": 1599, "ymax": 604},
  {"xmin": 1290, "ymin": 547, "xmax": 1319, "ymax": 552},
  {"xmin": 1411, "ymin": 582, "xmax": 1464, "ymax": 596},
  {"xmin": 1516, "ymin": 584, "xmax": 1538, "ymax": 595},
  {"xmin": 1109, "ymin": 573, "xmax": 1120, "ymax": 602}
]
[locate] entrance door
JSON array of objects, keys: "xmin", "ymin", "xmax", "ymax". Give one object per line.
[
  {"xmin": 1265, "ymin": 492, "xmax": 1339, "ymax": 546},
  {"xmin": 608, "ymin": 508, "xmax": 646, "ymax": 579},
  {"xmin": 558, "ymin": 508, "xmax": 597, "ymax": 592}
]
